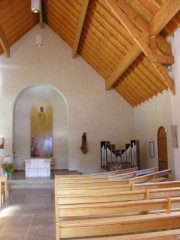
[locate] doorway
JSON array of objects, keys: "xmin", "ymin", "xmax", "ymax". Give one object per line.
[{"xmin": 157, "ymin": 126, "xmax": 168, "ymax": 170}]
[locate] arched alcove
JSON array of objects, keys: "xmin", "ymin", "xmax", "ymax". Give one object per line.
[{"xmin": 13, "ymin": 85, "xmax": 68, "ymax": 170}]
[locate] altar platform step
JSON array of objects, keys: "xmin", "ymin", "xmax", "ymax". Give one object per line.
[{"xmin": 8, "ymin": 179, "xmax": 55, "ymax": 189}]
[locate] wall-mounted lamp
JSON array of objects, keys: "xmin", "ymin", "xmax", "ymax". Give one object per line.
[
  {"xmin": 31, "ymin": 0, "xmax": 40, "ymax": 13},
  {"xmin": 36, "ymin": 34, "xmax": 42, "ymax": 47}
]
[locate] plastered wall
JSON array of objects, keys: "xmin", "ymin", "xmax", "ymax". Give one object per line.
[{"xmin": 0, "ymin": 24, "xmax": 134, "ymax": 174}]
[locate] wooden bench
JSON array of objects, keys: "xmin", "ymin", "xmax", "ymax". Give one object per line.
[
  {"xmin": 56, "ymin": 212, "xmax": 180, "ymax": 239},
  {"xmin": 91, "ymin": 167, "xmax": 138, "ymax": 176},
  {"xmin": 55, "ymin": 169, "xmax": 179, "ymax": 240},
  {"xmin": 55, "ymin": 169, "xmax": 172, "ymax": 189},
  {"xmin": 55, "ymin": 187, "xmax": 180, "ymax": 205},
  {"xmin": 55, "ymin": 180, "xmax": 180, "ymax": 196},
  {"xmin": 72, "ymin": 229, "xmax": 180, "ymax": 240},
  {"xmin": 108, "ymin": 167, "xmax": 157, "ymax": 179},
  {"xmin": 56, "ymin": 196, "xmax": 180, "ymax": 221}
]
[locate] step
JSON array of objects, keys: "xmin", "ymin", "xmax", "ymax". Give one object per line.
[{"xmin": 8, "ymin": 179, "xmax": 55, "ymax": 189}]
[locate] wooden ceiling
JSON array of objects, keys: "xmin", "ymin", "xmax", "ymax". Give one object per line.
[{"xmin": 0, "ymin": 0, "xmax": 180, "ymax": 107}]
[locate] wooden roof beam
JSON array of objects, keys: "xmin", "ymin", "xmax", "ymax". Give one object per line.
[
  {"xmin": 150, "ymin": 0, "xmax": 180, "ymax": 36},
  {"xmin": 106, "ymin": 44, "xmax": 141, "ymax": 90},
  {"xmin": 105, "ymin": 0, "xmax": 175, "ymax": 94},
  {"xmin": 0, "ymin": 25, "xmax": 10, "ymax": 58},
  {"xmin": 39, "ymin": 0, "xmax": 43, "ymax": 29},
  {"xmin": 148, "ymin": 54, "xmax": 174, "ymax": 64},
  {"xmin": 116, "ymin": 0, "xmax": 150, "ymax": 34},
  {"xmin": 72, "ymin": 0, "xmax": 89, "ymax": 58}
]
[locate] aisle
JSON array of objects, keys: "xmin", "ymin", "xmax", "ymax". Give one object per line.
[{"xmin": 0, "ymin": 188, "xmax": 55, "ymax": 240}]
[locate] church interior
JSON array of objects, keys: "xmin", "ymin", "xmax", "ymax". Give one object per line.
[{"xmin": 0, "ymin": 0, "xmax": 180, "ymax": 239}]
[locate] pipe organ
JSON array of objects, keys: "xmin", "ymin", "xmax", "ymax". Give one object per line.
[{"xmin": 101, "ymin": 140, "xmax": 140, "ymax": 171}]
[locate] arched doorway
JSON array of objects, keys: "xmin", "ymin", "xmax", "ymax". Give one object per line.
[{"xmin": 157, "ymin": 126, "xmax": 168, "ymax": 170}]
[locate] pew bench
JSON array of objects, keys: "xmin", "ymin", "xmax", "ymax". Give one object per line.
[
  {"xmin": 73, "ymin": 229, "xmax": 180, "ymax": 240},
  {"xmin": 56, "ymin": 197, "xmax": 180, "ymax": 221},
  {"xmin": 91, "ymin": 167, "xmax": 138, "ymax": 176},
  {"xmin": 108, "ymin": 167, "xmax": 157, "ymax": 179},
  {"xmin": 54, "ymin": 169, "xmax": 172, "ymax": 191},
  {"xmin": 56, "ymin": 211, "xmax": 180, "ymax": 239},
  {"xmin": 55, "ymin": 187, "xmax": 180, "ymax": 205},
  {"xmin": 55, "ymin": 181, "xmax": 180, "ymax": 196}
]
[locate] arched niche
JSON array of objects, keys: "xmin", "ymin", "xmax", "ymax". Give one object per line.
[{"xmin": 13, "ymin": 85, "xmax": 68, "ymax": 170}]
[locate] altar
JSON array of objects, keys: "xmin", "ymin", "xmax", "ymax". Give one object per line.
[{"xmin": 24, "ymin": 158, "xmax": 51, "ymax": 177}]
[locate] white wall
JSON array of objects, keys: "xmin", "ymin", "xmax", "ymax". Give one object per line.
[
  {"xmin": 134, "ymin": 91, "xmax": 174, "ymax": 172},
  {"xmin": 134, "ymin": 28, "xmax": 180, "ymax": 180},
  {"xmin": 171, "ymin": 28, "xmax": 180, "ymax": 180},
  {"xmin": 0, "ymin": 24, "xmax": 134, "ymax": 174}
]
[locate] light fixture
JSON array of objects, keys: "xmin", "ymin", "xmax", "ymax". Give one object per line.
[
  {"xmin": 36, "ymin": 34, "xmax": 42, "ymax": 47},
  {"xmin": 31, "ymin": 0, "xmax": 40, "ymax": 13}
]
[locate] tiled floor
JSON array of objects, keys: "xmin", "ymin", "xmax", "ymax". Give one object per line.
[
  {"xmin": 0, "ymin": 188, "xmax": 55, "ymax": 240},
  {"xmin": 0, "ymin": 170, "xmax": 78, "ymax": 240}
]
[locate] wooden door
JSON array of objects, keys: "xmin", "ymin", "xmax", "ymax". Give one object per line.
[{"xmin": 158, "ymin": 127, "xmax": 168, "ymax": 170}]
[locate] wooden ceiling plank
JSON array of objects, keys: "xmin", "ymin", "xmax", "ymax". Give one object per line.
[
  {"xmin": 0, "ymin": 25, "xmax": 10, "ymax": 58},
  {"xmin": 115, "ymin": 84, "xmax": 137, "ymax": 106},
  {"xmin": 80, "ymin": 37, "xmax": 117, "ymax": 69},
  {"xmin": 81, "ymin": 29, "xmax": 122, "ymax": 64},
  {"xmin": 150, "ymin": 0, "xmax": 180, "ymax": 36},
  {"xmin": 72, "ymin": 0, "xmax": 89, "ymax": 58},
  {"xmin": 87, "ymin": 20, "xmax": 126, "ymax": 56},
  {"xmin": 92, "ymin": 11, "xmax": 130, "ymax": 51},
  {"xmin": 105, "ymin": 0, "xmax": 175, "ymax": 94},
  {"xmin": 80, "ymin": 38, "xmax": 115, "ymax": 71},
  {"xmin": 95, "ymin": 2, "xmax": 133, "ymax": 46},
  {"xmin": 127, "ymin": 67, "xmax": 155, "ymax": 97},
  {"xmin": 117, "ymin": 0, "xmax": 150, "ymax": 34},
  {"xmin": 106, "ymin": 43, "xmax": 141, "ymax": 89},
  {"xmin": 123, "ymin": 72, "xmax": 148, "ymax": 100},
  {"xmin": 89, "ymin": 17, "xmax": 128, "ymax": 54},
  {"xmin": 133, "ymin": 64, "xmax": 158, "ymax": 94}
]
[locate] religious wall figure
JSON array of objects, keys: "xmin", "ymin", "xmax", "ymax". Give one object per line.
[
  {"xmin": 38, "ymin": 107, "xmax": 46, "ymax": 128},
  {"xmin": 0, "ymin": 137, "xmax": 4, "ymax": 149},
  {"xmin": 80, "ymin": 132, "xmax": 88, "ymax": 154},
  {"xmin": 31, "ymin": 104, "xmax": 53, "ymax": 158}
]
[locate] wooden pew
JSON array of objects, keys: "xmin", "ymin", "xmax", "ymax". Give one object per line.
[
  {"xmin": 55, "ymin": 180, "xmax": 180, "ymax": 196},
  {"xmin": 56, "ymin": 212, "xmax": 180, "ymax": 239},
  {"xmin": 108, "ymin": 167, "xmax": 157, "ymax": 179},
  {"xmin": 56, "ymin": 187, "xmax": 180, "ymax": 205},
  {"xmin": 91, "ymin": 167, "xmax": 138, "ymax": 176},
  {"xmin": 55, "ymin": 169, "xmax": 172, "ymax": 189},
  {"xmin": 54, "ymin": 167, "xmax": 156, "ymax": 182},
  {"xmin": 73, "ymin": 229, "xmax": 180, "ymax": 240},
  {"xmin": 56, "ymin": 197, "xmax": 180, "ymax": 221}
]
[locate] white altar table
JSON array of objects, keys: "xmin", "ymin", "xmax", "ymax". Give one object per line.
[{"xmin": 24, "ymin": 158, "xmax": 51, "ymax": 177}]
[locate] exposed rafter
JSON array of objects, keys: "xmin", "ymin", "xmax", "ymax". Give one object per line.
[
  {"xmin": 0, "ymin": 25, "xmax": 10, "ymax": 58},
  {"xmin": 150, "ymin": 0, "xmax": 180, "ymax": 36},
  {"xmin": 106, "ymin": 44, "xmax": 141, "ymax": 90},
  {"xmin": 72, "ymin": 0, "xmax": 89, "ymax": 58},
  {"xmin": 105, "ymin": 0, "xmax": 176, "ymax": 94},
  {"xmin": 39, "ymin": 0, "xmax": 43, "ymax": 29},
  {"xmin": 117, "ymin": 0, "xmax": 150, "ymax": 34}
]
